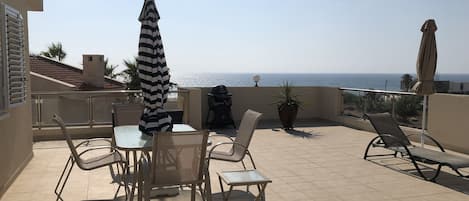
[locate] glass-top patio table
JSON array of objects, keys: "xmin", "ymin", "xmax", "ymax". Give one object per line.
[
  {"xmin": 113, "ymin": 124, "xmax": 196, "ymax": 151},
  {"xmin": 113, "ymin": 124, "xmax": 197, "ymax": 200}
]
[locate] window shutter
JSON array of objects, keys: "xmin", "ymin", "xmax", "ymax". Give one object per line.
[
  {"xmin": 4, "ymin": 5, "xmax": 25, "ymax": 106},
  {"xmin": 0, "ymin": 26, "xmax": 4, "ymax": 112}
]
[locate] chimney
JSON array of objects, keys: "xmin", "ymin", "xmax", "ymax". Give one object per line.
[{"xmin": 83, "ymin": 54, "xmax": 105, "ymax": 88}]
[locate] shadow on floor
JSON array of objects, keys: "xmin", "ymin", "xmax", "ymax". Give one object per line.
[
  {"xmin": 256, "ymin": 119, "xmax": 341, "ymax": 129},
  {"xmin": 211, "ymin": 190, "xmax": 257, "ymax": 201},
  {"xmin": 283, "ymin": 129, "xmax": 321, "ymax": 138},
  {"xmin": 368, "ymin": 157, "xmax": 469, "ymax": 195},
  {"xmin": 93, "ymin": 190, "xmax": 256, "ymax": 201},
  {"xmin": 210, "ymin": 119, "xmax": 331, "ymax": 139}
]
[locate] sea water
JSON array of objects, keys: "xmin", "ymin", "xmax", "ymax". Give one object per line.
[{"xmin": 171, "ymin": 73, "xmax": 469, "ymax": 91}]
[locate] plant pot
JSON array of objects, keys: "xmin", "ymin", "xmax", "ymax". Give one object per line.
[{"xmin": 278, "ymin": 103, "xmax": 298, "ymax": 130}]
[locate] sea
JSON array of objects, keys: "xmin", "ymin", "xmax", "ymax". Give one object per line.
[{"xmin": 171, "ymin": 73, "xmax": 469, "ymax": 91}]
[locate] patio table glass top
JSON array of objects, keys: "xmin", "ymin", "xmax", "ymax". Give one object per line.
[{"xmin": 113, "ymin": 124, "xmax": 196, "ymax": 150}]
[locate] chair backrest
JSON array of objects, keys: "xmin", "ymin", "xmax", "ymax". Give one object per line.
[
  {"xmin": 167, "ymin": 109, "xmax": 184, "ymax": 124},
  {"xmin": 112, "ymin": 103, "xmax": 144, "ymax": 126},
  {"xmin": 52, "ymin": 114, "xmax": 82, "ymax": 164},
  {"xmin": 365, "ymin": 113, "xmax": 412, "ymax": 147},
  {"xmin": 150, "ymin": 130, "xmax": 209, "ymax": 186},
  {"xmin": 232, "ymin": 110, "xmax": 262, "ymax": 160}
]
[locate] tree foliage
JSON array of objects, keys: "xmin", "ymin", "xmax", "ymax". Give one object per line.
[
  {"xmin": 401, "ymin": 74, "xmax": 414, "ymax": 92},
  {"xmin": 395, "ymin": 95, "xmax": 422, "ymax": 122},
  {"xmin": 121, "ymin": 57, "xmax": 178, "ymax": 90},
  {"xmin": 40, "ymin": 42, "xmax": 67, "ymax": 61},
  {"xmin": 121, "ymin": 57, "xmax": 140, "ymax": 90},
  {"xmin": 104, "ymin": 58, "xmax": 119, "ymax": 79}
]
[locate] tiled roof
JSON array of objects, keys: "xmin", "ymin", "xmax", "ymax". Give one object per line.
[{"xmin": 30, "ymin": 55, "xmax": 125, "ymax": 90}]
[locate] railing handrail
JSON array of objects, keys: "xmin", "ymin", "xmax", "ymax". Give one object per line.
[
  {"xmin": 340, "ymin": 87, "xmax": 417, "ymax": 96},
  {"xmin": 31, "ymin": 89, "xmax": 189, "ymax": 96},
  {"xmin": 32, "ymin": 89, "xmax": 190, "ymax": 129}
]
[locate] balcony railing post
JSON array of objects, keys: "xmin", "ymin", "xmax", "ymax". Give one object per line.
[
  {"xmin": 36, "ymin": 95, "xmax": 42, "ymax": 130},
  {"xmin": 363, "ymin": 92, "xmax": 368, "ymax": 118},
  {"xmin": 88, "ymin": 96, "xmax": 94, "ymax": 128},
  {"xmin": 185, "ymin": 90, "xmax": 190, "ymax": 124},
  {"xmin": 340, "ymin": 91, "xmax": 344, "ymax": 115},
  {"xmin": 391, "ymin": 95, "xmax": 396, "ymax": 118}
]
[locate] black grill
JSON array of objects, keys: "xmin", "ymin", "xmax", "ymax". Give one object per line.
[{"xmin": 206, "ymin": 85, "xmax": 236, "ymax": 129}]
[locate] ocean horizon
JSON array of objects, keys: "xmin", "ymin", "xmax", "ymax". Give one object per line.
[{"xmin": 171, "ymin": 73, "xmax": 469, "ymax": 91}]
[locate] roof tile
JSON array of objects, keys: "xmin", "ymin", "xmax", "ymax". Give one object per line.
[{"xmin": 30, "ymin": 56, "xmax": 125, "ymax": 90}]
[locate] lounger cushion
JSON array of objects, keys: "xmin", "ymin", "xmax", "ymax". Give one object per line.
[
  {"xmin": 391, "ymin": 146, "xmax": 469, "ymax": 169},
  {"xmin": 410, "ymin": 147, "xmax": 469, "ymax": 169}
]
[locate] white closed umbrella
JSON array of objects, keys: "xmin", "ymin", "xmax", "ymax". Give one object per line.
[{"xmin": 412, "ymin": 19, "xmax": 438, "ymax": 146}]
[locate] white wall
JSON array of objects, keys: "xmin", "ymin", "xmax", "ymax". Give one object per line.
[{"xmin": 0, "ymin": 0, "xmax": 42, "ymax": 198}]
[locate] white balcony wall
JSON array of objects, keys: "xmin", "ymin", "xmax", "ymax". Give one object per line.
[
  {"xmin": 180, "ymin": 86, "xmax": 342, "ymax": 129},
  {"xmin": 0, "ymin": 0, "xmax": 42, "ymax": 198},
  {"xmin": 428, "ymin": 94, "xmax": 469, "ymax": 154}
]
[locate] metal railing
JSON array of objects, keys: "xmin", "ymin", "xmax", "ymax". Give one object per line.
[
  {"xmin": 340, "ymin": 88, "xmax": 423, "ymax": 128},
  {"xmin": 32, "ymin": 89, "xmax": 189, "ymax": 129}
]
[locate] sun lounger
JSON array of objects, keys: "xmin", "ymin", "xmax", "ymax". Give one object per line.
[{"xmin": 364, "ymin": 113, "xmax": 469, "ymax": 181}]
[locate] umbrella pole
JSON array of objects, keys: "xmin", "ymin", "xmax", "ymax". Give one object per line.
[{"xmin": 421, "ymin": 95, "xmax": 428, "ymax": 147}]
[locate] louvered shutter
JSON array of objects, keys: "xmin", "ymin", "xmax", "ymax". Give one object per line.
[
  {"xmin": 0, "ymin": 23, "xmax": 4, "ymax": 113},
  {"xmin": 4, "ymin": 5, "xmax": 26, "ymax": 106}
]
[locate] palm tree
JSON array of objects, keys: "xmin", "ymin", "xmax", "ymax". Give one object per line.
[
  {"xmin": 121, "ymin": 57, "xmax": 177, "ymax": 90},
  {"xmin": 121, "ymin": 57, "xmax": 140, "ymax": 90},
  {"xmin": 40, "ymin": 42, "xmax": 67, "ymax": 61},
  {"xmin": 401, "ymin": 74, "xmax": 413, "ymax": 92},
  {"xmin": 104, "ymin": 58, "xmax": 119, "ymax": 79}
]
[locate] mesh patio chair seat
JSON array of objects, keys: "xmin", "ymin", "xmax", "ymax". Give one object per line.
[
  {"xmin": 138, "ymin": 131, "xmax": 212, "ymax": 201},
  {"xmin": 52, "ymin": 114, "xmax": 128, "ymax": 201},
  {"xmin": 208, "ymin": 110, "xmax": 262, "ymax": 170},
  {"xmin": 364, "ymin": 113, "xmax": 469, "ymax": 181}
]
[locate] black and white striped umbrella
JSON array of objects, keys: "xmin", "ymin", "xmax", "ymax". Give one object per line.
[{"xmin": 138, "ymin": 0, "xmax": 172, "ymax": 134}]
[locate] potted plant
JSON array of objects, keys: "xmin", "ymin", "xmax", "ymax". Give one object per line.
[{"xmin": 276, "ymin": 82, "xmax": 301, "ymax": 130}]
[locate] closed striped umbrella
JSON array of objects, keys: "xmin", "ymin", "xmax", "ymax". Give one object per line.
[{"xmin": 138, "ymin": 0, "xmax": 172, "ymax": 134}]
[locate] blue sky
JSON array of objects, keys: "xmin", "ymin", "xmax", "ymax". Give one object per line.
[{"xmin": 28, "ymin": 0, "xmax": 469, "ymax": 74}]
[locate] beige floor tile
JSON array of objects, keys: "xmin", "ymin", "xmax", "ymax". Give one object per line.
[{"xmin": 1, "ymin": 125, "xmax": 469, "ymax": 201}]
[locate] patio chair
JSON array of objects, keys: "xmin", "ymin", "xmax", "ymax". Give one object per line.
[
  {"xmin": 208, "ymin": 109, "xmax": 262, "ymax": 170},
  {"xmin": 112, "ymin": 102, "xmax": 144, "ymax": 127},
  {"xmin": 364, "ymin": 113, "xmax": 469, "ymax": 181},
  {"xmin": 167, "ymin": 109, "xmax": 184, "ymax": 124},
  {"xmin": 52, "ymin": 114, "xmax": 128, "ymax": 201},
  {"xmin": 112, "ymin": 103, "xmax": 144, "ymax": 161},
  {"xmin": 138, "ymin": 131, "xmax": 212, "ymax": 201}
]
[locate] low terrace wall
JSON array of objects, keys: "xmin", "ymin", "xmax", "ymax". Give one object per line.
[
  {"xmin": 182, "ymin": 86, "xmax": 342, "ymax": 129},
  {"xmin": 428, "ymin": 94, "xmax": 469, "ymax": 154}
]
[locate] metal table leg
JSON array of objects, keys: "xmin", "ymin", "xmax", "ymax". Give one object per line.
[
  {"xmin": 254, "ymin": 183, "xmax": 268, "ymax": 201},
  {"xmin": 125, "ymin": 150, "xmax": 138, "ymax": 201}
]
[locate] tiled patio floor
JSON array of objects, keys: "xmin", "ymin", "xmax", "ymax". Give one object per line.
[{"xmin": 2, "ymin": 123, "xmax": 469, "ymax": 201}]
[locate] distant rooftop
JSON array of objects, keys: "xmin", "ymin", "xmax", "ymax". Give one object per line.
[{"xmin": 30, "ymin": 55, "xmax": 125, "ymax": 90}]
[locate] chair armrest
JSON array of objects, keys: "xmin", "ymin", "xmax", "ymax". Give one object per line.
[
  {"xmin": 207, "ymin": 142, "xmax": 247, "ymax": 158},
  {"xmin": 207, "ymin": 142, "xmax": 250, "ymax": 168},
  {"xmin": 209, "ymin": 134, "xmax": 234, "ymax": 142},
  {"xmin": 406, "ymin": 133, "xmax": 445, "ymax": 152},
  {"xmin": 380, "ymin": 134, "xmax": 414, "ymax": 156},
  {"xmin": 75, "ymin": 138, "xmax": 112, "ymax": 148},
  {"xmin": 77, "ymin": 146, "xmax": 124, "ymax": 161}
]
